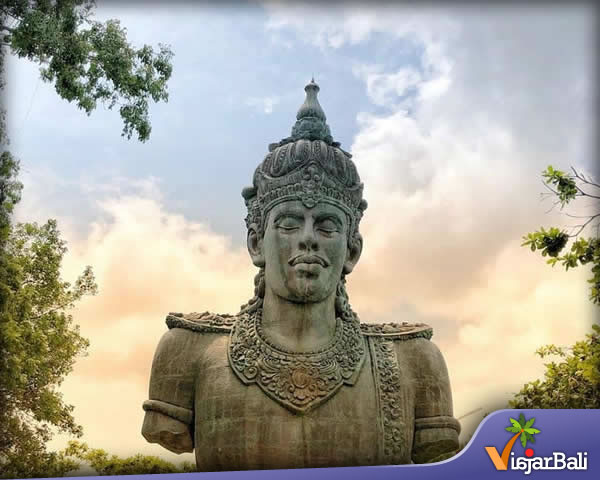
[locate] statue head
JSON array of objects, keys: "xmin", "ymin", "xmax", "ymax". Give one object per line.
[{"xmin": 240, "ymin": 80, "xmax": 368, "ymax": 318}]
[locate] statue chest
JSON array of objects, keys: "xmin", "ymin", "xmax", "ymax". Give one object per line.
[{"xmin": 193, "ymin": 334, "xmax": 416, "ymax": 470}]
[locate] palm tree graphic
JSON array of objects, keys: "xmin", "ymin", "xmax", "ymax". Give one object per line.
[
  {"xmin": 506, "ymin": 413, "xmax": 541, "ymax": 449},
  {"xmin": 485, "ymin": 413, "xmax": 541, "ymax": 470}
]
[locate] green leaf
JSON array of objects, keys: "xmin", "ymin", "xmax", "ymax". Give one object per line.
[
  {"xmin": 510, "ymin": 418, "xmax": 521, "ymax": 430},
  {"xmin": 506, "ymin": 425, "xmax": 521, "ymax": 433},
  {"xmin": 524, "ymin": 417, "xmax": 535, "ymax": 428},
  {"xmin": 518, "ymin": 413, "xmax": 526, "ymax": 427},
  {"xmin": 521, "ymin": 433, "xmax": 527, "ymax": 448},
  {"xmin": 524, "ymin": 428, "xmax": 540, "ymax": 434}
]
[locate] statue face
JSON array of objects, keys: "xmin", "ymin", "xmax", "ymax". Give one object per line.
[{"xmin": 259, "ymin": 200, "xmax": 352, "ymax": 303}]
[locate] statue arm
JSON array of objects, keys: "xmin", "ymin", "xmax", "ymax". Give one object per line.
[
  {"xmin": 141, "ymin": 328, "xmax": 198, "ymax": 454},
  {"xmin": 408, "ymin": 338, "xmax": 461, "ymax": 464}
]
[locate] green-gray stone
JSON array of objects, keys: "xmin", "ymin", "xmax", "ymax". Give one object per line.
[{"xmin": 141, "ymin": 80, "xmax": 460, "ymax": 471}]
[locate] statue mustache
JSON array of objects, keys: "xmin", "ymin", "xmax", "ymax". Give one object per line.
[{"xmin": 289, "ymin": 254, "xmax": 329, "ymax": 267}]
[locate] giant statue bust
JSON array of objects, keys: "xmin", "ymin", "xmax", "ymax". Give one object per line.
[{"xmin": 141, "ymin": 80, "xmax": 460, "ymax": 470}]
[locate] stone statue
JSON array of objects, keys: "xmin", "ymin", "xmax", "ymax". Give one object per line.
[{"xmin": 141, "ymin": 79, "xmax": 460, "ymax": 470}]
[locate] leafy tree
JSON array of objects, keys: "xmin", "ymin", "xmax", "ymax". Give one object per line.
[
  {"xmin": 521, "ymin": 166, "xmax": 600, "ymax": 304},
  {"xmin": 0, "ymin": 187, "xmax": 98, "ymax": 477},
  {"xmin": 511, "ymin": 165, "xmax": 600, "ymax": 410},
  {"xmin": 0, "ymin": 151, "xmax": 21, "ymax": 244},
  {"xmin": 510, "ymin": 325, "xmax": 600, "ymax": 409},
  {"xmin": 62, "ymin": 442, "xmax": 196, "ymax": 475},
  {"xmin": 0, "ymin": 70, "xmax": 95, "ymax": 477},
  {"xmin": 0, "ymin": 3, "xmax": 175, "ymax": 476},
  {"xmin": 1, "ymin": 0, "xmax": 173, "ymax": 142}
]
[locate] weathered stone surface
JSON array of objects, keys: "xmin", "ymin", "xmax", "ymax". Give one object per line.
[{"xmin": 142, "ymin": 80, "xmax": 459, "ymax": 470}]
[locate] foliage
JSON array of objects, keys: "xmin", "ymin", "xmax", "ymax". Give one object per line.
[
  {"xmin": 505, "ymin": 414, "xmax": 540, "ymax": 448},
  {"xmin": 1, "ymin": 0, "xmax": 173, "ymax": 141},
  {"xmin": 0, "ymin": 151, "xmax": 22, "ymax": 244},
  {"xmin": 0, "ymin": 4, "xmax": 174, "ymax": 476},
  {"xmin": 521, "ymin": 165, "xmax": 600, "ymax": 304},
  {"xmin": 511, "ymin": 165, "xmax": 600, "ymax": 410},
  {"xmin": 0, "ymin": 157, "xmax": 97, "ymax": 477},
  {"xmin": 63, "ymin": 441, "xmax": 197, "ymax": 475},
  {"xmin": 510, "ymin": 325, "xmax": 600, "ymax": 409}
]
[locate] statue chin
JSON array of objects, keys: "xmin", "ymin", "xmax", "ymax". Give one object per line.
[
  {"xmin": 279, "ymin": 278, "xmax": 335, "ymax": 304},
  {"xmin": 265, "ymin": 264, "xmax": 339, "ymax": 304}
]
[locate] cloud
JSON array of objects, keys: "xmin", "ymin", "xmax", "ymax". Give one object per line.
[
  {"xmin": 60, "ymin": 188, "xmax": 255, "ymax": 335},
  {"xmin": 263, "ymin": 4, "xmax": 459, "ymax": 51},
  {"xmin": 41, "ymin": 183, "xmax": 255, "ymax": 459},
  {"xmin": 352, "ymin": 64, "xmax": 422, "ymax": 108},
  {"xmin": 245, "ymin": 95, "xmax": 280, "ymax": 114},
  {"xmin": 266, "ymin": 4, "xmax": 596, "ymax": 437}
]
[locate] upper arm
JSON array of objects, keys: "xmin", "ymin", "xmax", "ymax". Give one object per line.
[
  {"xmin": 142, "ymin": 328, "xmax": 201, "ymax": 454},
  {"xmin": 403, "ymin": 338, "xmax": 461, "ymax": 463}
]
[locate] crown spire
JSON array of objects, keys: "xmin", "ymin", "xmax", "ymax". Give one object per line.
[
  {"xmin": 296, "ymin": 78, "xmax": 326, "ymax": 121},
  {"xmin": 289, "ymin": 79, "xmax": 333, "ymax": 144}
]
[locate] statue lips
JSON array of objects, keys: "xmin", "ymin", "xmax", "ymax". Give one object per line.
[{"xmin": 289, "ymin": 254, "xmax": 329, "ymax": 277}]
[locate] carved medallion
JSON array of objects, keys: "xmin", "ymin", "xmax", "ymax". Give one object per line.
[{"xmin": 228, "ymin": 309, "xmax": 366, "ymax": 414}]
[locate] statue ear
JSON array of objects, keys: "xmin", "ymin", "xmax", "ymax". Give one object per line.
[
  {"xmin": 343, "ymin": 233, "xmax": 362, "ymax": 275},
  {"xmin": 247, "ymin": 226, "xmax": 265, "ymax": 268}
]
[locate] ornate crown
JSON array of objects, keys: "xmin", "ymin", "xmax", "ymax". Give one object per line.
[{"xmin": 242, "ymin": 79, "xmax": 368, "ymax": 236}]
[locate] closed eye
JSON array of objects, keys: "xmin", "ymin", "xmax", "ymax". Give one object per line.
[
  {"xmin": 278, "ymin": 225, "xmax": 300, "ymax": 231},
  {"xmin": 316, "ymin": 219, "xmax": 340, "ymax": 234},
  {"xmin": 275, "ymin": 216, "xmax": 302, "ymax": 231}
]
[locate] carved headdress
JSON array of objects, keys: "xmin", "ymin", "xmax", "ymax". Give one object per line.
[{"xmin": 242, "ymin": 79, "xmax": 368, "ymax": 237}]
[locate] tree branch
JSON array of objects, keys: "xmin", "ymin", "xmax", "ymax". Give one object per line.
[
  {"xmin": 29, "ymin": 300, "xmax": 75, "ymax": 321},
  {"xmin": 575, "ymin": 189, "xmax": 600, "ymax": 200},
  {"xmin": 0, "ymin": 7, "xmax": 20, "ymax": 22},
  {"xmin": 542, "ymin": 179, "xmax": 560, "ymax": 196},
  {"xmin": 567, "ymin": 212, "xmax": 600, "ymax": 238},
  {"xmin": 571, "ymin": 166, "xmax": 600, "ymax": 189},
  {"xmin": 544, "ymin": 199, "xmax": 562, "ymax": 214},
  {"xmin": 565, "ymin": 212, "xmax": 598, "ymax": 219}
]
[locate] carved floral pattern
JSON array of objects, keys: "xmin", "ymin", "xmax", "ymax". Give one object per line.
[
  {"xmin": 228, "ymin": 309, "xmax": 366, "ymax": 414},
  {"xmin": 360, "ymin": 322, "xmax": 433, "ymax": 340},
  {"xmin": 166, "ymin": 312, "xmax": 235, "ymax": 333},
  {"xmin": 371, "ymin": 338, "xmax": 405, "ymax": 462}
]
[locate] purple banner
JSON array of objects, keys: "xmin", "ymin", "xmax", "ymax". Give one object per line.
[{"xmin": 22, "ymin": 410, "xmax": 600, "ymax": 480}]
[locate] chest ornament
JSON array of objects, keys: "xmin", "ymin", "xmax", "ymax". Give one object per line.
[{"xmin": 228, "ymin": 309, "xmax": 366, "ymax": 414}]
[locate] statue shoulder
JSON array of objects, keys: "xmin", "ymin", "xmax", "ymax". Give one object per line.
[
  {"xmin": 360, "ymin": 321, "xmax": 433, "ymax": 341},
  {"xmin": 165, "ymin": 311, "xmax": 236, "ymax": 334}
]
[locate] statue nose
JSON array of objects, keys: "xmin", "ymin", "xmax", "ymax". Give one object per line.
[{"xmin": 299, "ymin": 224, "xmax": 318, "ymax": 251}]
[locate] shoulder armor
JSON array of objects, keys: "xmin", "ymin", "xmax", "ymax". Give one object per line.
[
  {"xmin": 360, "ymin": 322, "xmax": 433, "ymax": 340},
  {"xmin": 166, "ymin": 311, "xmax": 235, "ymax": 333}
]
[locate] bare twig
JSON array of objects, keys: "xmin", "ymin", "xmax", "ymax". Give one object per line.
[
  {"xmin": 565, "ymin": 212, "xmax": 598, "ymax": 219},
  {"xmin": 568, "ymin": 212, "xmax": 600, "ymax": 238},
  {"xmin": 571, "ymin": 167, "xmax": 600, "ymax": 189},
  {"xmin": 576, "ymin": 189, "xmax": 600, "ymax": 200},
  {"xmin": 545, "ymin": 199, "xmax": 562, "ymax": 214},
  {"xmin": 542, "ymin": 180, "xmax": 560, "ymax": 197}
]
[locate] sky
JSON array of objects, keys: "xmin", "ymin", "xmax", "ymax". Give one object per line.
[{"xmin": 5, "ymin": 1, "xmax": 598, "ymax": 467}]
